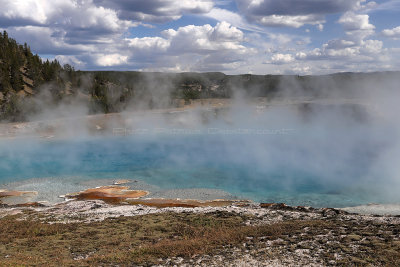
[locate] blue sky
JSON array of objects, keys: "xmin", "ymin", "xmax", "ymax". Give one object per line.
[{"xmin": 0, "ymin": 0, "xmax": 399, "ymax": 74}]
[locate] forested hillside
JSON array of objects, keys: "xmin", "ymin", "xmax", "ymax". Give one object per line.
[{"xmin": 0, "ymin": 31, "xmax": 74, "ymax": 121}]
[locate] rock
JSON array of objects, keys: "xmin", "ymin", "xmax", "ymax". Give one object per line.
[
  {"xmin": 321, "ymin": 208, "xmax": 347, "ymax": 217},
  {"xmin": 260, "ymin": 203, "xmax": 294, "ymax": 211},
  {"xmin": 295, "ymin": 206, "xmax": 315, "ymax": 212},
  {"xmin": 90, "ymin": 203, "xmax": 102, "ymax": 210},
  {"xmin": 260, "ymin": 203, "xmax": 316, "ymax": 213},
  {"xmin": 112, "ymin": 179, "xmax": 131, "ymax": 185}
]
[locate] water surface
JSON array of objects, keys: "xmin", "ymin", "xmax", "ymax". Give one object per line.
[{"xmin": 0, "ymin": 131, "xmax": 395, "ymax": 208}]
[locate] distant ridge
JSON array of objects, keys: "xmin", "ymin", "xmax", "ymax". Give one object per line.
[{"xmin": 0, "ymin": 31, "xmax": 399, "ymax": 122}]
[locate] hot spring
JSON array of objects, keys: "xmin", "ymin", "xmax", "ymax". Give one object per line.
[{"xmin": 1, "ymin": 101, "xmax": 399, "ymax": 208}]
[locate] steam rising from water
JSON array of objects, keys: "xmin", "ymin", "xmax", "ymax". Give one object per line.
[{"xmin": 1, "ymin": 73, "xmax": 400, "ymax": 207}]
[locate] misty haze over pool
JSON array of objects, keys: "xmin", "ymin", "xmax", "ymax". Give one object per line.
[{"xmin": 0, "ymin": 118, "xmax": 398, "ymax": 208}]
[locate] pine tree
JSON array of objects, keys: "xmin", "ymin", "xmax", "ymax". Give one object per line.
[{"xmin": 0, "ymin": 30, "xmax": 78, "ymax": 120}]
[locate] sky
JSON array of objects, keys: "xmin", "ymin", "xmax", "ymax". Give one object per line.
[{"xmin": 0, "ymin": 0, "xmax": 399, "ymax": 75}]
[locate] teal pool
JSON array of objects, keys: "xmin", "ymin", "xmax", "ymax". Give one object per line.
[{"xmin": 0, "ymin": 130, "xmax": 396, "ymax": 208}]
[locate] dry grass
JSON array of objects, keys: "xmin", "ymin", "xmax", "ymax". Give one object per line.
[
  {"xmin": 124, "ymin": 221, "xmax": 300, "ymax": 264},
  {"xmin": 0, "ymin": 211, "xmax": 399, "ymax": 266},
  {"xmin": 0, "ymin": 212, "xmax": 248, "ymax": 266}
]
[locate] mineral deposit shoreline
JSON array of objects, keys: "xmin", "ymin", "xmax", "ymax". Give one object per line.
[{"xmin": 1, "ymin": 199, "xmax": 400, "ymax": 266}]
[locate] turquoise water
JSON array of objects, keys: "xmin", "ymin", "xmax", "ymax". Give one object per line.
[{"xmin": 0, "ymin": 132, "xmax": 397, "ymax": 208}]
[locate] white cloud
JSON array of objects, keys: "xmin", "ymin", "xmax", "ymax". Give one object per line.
[
  {"xmin": 0, "ymin": 1, "xmax": 254, "ymax": 73},
  {"xmin": 270, "ymin": 53, "xmax": 295, "ymax": 64},
  {"xmin": 299, "ymin": 38, "xmax": 384, "ymax": 61},
  {"xmin": 292, "ymin": 64, "xmax": 312, "ymax": 75},
  {"xmin": 159, "ymin": 22, "xmax": 246, "ymax": 53},
  {"xmin": 210, "ymin": 21, "xmax": 244, "ymax": 42},
  {"xmin": 255, "ymin": 14, "xmax": 325, "ymax": 28},
  {"xmin": 0, "ymin": 0, "xmax": 132, "ymax": 30},
  {"xmin": 120, "ymin": 22, "xmax": 252, "ymax": 72},
  {"xmin": 96, "ymin": 54, "xmax": 128, "ymax": 66},
  {"xmin": 56, "ymin": 55, "xmax": 85, "ymax": 68},
  {"xmin": 204, "ymin": 7, "xmax": 267, "ymax": 34},
  {"xmin": 357, "ymin": 1, "xmax": 378, "ymax": 11},
  {"xmin": 206, "ymin": 6, "xmax": 324, "ymax": 30},
  {"xmin": 360, "ymin": 39, "xmax": 383, "ymax": 54},
  {"xmin": 5, "ymin": 26, "xmax": 93, "ymax": 55},
  {"xmin": 0, "ymin": 0, "xmax": 397, "ymax": 75},
  {"xmin": 93, "ymin": 0, "xmax": 213, "ymax": 23},
  {"xmin": 127, "ymin": 37, "xmax": 169, "ymax": 51},
  {"xmin": 382, "ymin": 26, "xmax": 400, "ymax": 39},
  {"xmin": 338, "ymin": 12, "xmax": 375, "ymax": 31},
  {"xmin": 236, "ymin": 0, "xmax": 363, "ymax": 28},
  {"xmin": 295, "ymin": 52, "xmax": 307, "ymax": 59},
  {"xmin": 292, "ymin": 9, "xmax": 386, "ymax": 70},
  {"xmin": 0, "ymin": 0, "xmax": 134, "ymax": 47},
  {"xmin": 337, "ymin": 11, "xmax": 375, "ymax": 45},
  {"xmin": 237, "ymin": 0, "xmax": 363, "ymax": 16},
  {"xmin": 325, "ymin": 39, "xmax": 356, "ymax": 49},
  {"xmin": 0, "ymin": 0, "xmax": 48, "ymax": 26}
]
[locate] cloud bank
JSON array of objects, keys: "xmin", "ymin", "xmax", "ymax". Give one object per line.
[{"xmin": 0, "ymin": 0, "xmax": 398, "ymax": 74}]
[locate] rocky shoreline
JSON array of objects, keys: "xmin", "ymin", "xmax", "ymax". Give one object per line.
[
  {"xmin": 1, "ymin": 199, "xmax": 400, "ymax": 266},
  {"xmin": 1, "ymin": 179, "xmax": 400, "ymax": 266}
]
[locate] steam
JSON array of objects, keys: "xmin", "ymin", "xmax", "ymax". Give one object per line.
[{"xmin": 1, "ymin": 72, "xmax": 400, "ymax": 207}]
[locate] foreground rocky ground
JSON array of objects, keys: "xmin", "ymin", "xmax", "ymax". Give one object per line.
[{"xmin": 1, "ymin": 200, "xmax": 400, "ymax": 266}]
